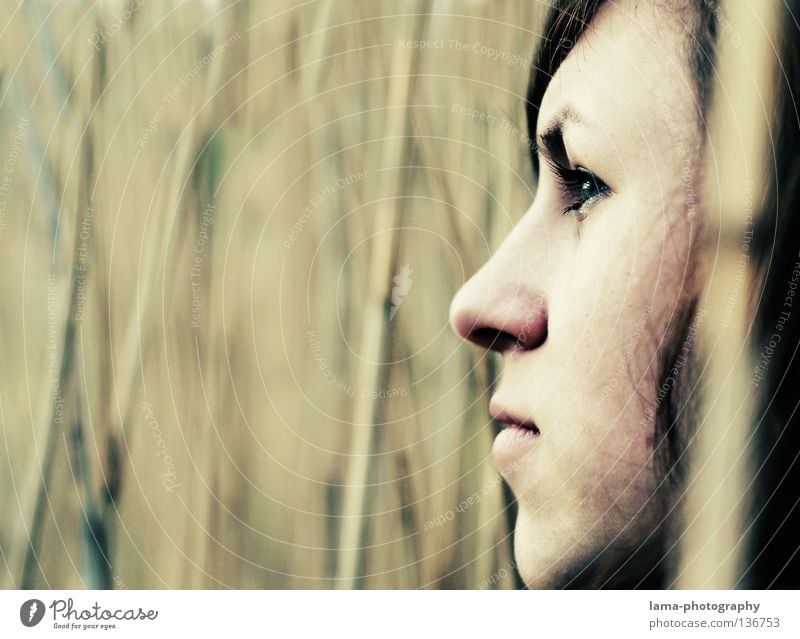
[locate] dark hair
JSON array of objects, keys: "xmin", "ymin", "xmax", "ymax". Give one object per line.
[
  {"xmin": 521, "ymin": 0, "xmax": 718, "ymax": 588},
  {"xmin": 527, "ymin": 0, "xmax": 718, "ymax": 171},
  {"xmin": 747, "ymin": 0, "xmax": 800, "ymax": 589}
]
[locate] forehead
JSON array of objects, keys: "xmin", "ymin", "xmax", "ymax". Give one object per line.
[{"xmin": 537, "ymin": 1, "xmax": 697, "ymax": 149}]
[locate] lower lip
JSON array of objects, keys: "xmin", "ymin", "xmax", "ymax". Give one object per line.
[{"xmin": 492, "ymin": 424, "xmax": 540, "ymax": 470}]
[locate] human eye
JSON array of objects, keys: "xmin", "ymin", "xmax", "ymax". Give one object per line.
[{"xmin": 547, "ymin": 161, "xmax": 611, "ymax": 221}]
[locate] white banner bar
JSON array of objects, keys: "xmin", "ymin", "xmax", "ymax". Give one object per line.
[{"xmin": 1, "ymin": 590, "xmax": 797, "ymax": 638}]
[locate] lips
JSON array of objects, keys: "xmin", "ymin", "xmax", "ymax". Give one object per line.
[
  {"xmin": 489, "ymin": 401, "xmax": 540, "ymax": 436},
  {"xmin": 489, "ymin": 399, "xmax": 540, "ymax": 472},
  {"xmin": 500, "ymin": 422, "xmax": 540, "ymax": 436}
]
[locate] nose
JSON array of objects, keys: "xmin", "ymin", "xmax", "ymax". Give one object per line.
[{"xmin": 449, "ymin": 257, "xmax": 548, "ymax": 355}]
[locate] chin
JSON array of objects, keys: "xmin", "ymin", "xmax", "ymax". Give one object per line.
[
  {"xmin": 513, "ymin": 509, "xmax": 585, "ymax": 589},
  {"xmin": 513, "ymin": 501, "xmax": 668, "ymax": 589}
]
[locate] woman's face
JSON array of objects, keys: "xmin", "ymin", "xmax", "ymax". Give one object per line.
[{"xmin": 449, "ymin": 1, "xmax": 703, "ymax": 587}]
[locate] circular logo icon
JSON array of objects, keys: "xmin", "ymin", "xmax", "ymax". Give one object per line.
[{"xmin": 20, "ymin": 599, "xmax": 45, "ymax": 627}]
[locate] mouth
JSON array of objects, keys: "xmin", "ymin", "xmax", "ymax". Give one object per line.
[
  {"xmin": 489, "ymin": 401, "xmax": 540, "ymax": 436},
  {"xmin": 500, "ymin": 422, "xmax": 540, "ymax": 436},
  {"xmin": 489, "ymin": 399, "xmax": 540, "ymax": 471}
]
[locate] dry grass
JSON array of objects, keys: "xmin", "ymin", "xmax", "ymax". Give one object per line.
[{"xmin": 0, "ymin": 0, "xmax": 546, "ymax": 588}]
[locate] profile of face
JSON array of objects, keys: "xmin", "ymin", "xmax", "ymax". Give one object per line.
[{"xmin": 449, "ymin": 1, "xmax": 705, "ymax": 588}]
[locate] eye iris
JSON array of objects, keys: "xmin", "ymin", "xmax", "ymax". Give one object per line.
[
  {"xmin": 580, "ymin": 178, "xmax": 594, "ymax": 203},
  {"xmin": 549, "ymin": 161, "xmax": 610, "ymax": 218}
]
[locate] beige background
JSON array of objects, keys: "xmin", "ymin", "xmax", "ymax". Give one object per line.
[{"xmin": 0, "ymin": 0, "xmax": 545, "ymax": 589}]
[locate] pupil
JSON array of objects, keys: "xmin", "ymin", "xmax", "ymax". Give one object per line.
[{"xmin": 581, "ymin": 179, "xmax": 593, "ymax": 202}]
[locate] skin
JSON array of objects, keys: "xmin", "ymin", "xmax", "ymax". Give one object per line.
[{"xmin": 449, "ymin": 1, "xmax": 704, "ymax": 588}]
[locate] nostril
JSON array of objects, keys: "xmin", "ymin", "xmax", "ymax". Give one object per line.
[
  {"xmin": 456, "ymin": 307, "xmax": 548, "ymax": 353},
  {"xmin": 469, "ymin": 327, "xmax": 520, "ymax": 352}
]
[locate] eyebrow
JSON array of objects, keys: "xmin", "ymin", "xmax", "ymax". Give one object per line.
[{"xmin": 535, "ymin": 107, "xmax": 583, "ymax": 167}]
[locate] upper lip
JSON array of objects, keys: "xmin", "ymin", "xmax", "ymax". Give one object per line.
[{"xmin": 489, "ymin": 398, "xmax": 540, "ymax": 433}]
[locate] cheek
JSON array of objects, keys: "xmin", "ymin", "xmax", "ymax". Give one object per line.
[
  {"xmin": 550, "ymin": 210, "xmax": 653, "ymax": 364},
  {"xmin": 553, "ymin": 188, "xmax": 691, "ymax": 354},
  {"xmin": 546, "ymin": 210, "xmax": 675, "ymax": 460},
  {"xmin": 512, "ymin": 190, "xmax": 694, "ymax": 483}
]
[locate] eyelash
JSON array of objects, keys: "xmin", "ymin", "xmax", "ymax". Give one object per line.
[{"xmin": 546, "ymin": 160, "xmax": 611, "ymax": 221}]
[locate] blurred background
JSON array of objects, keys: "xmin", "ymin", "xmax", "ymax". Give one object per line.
[
  {"xmin": 0, "ymin": 0, "xmax": 787, "ymax": 590},
  {"xmin": 0, "ymin": 0, "xmax": 548, "ymax": 588}
]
